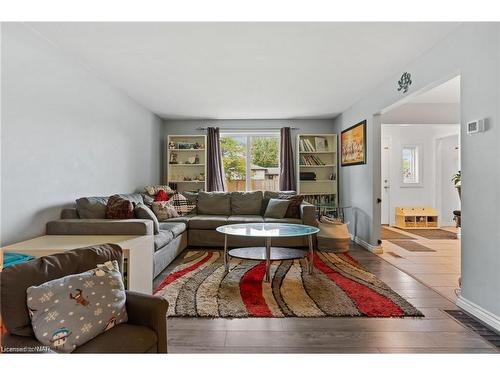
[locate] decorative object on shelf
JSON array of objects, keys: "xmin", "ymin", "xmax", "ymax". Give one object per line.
[
  {"xmin": 314, "ymin": 136, "xmax": 328, "ymax": 151},
  {"xmin": 177, "ymin": 141, "xmax": 196, "ymax": 149},
  {"xmin": 397, "ymin": 72, "xmax": 412, "ymax": 93},
  {"xmin": 341, "ymin": 120, "xmax": 366, "ymax": 166},
  {"xmin": 194, "ymin": 154, "xmax": 200, "ymax": 164},
  {"xmin": 183, "ymin": 176, "xmax": 192, "ymax": 181},
  {"xmin": 187, "ymin": 157, "xmax": 196, "ymax": 164},
  {"xmin": 168, "ymin": 141, "xmax": 176, "ymax": 149},
  {"xmin": 329, "ymin": 173, "xmax": 336, "ymax": 181},
  {"xmin": 197, "ymin": 173, "xmax": 205, "ymax": 181},
  {"xmin": 169, "ymin": 152, "xmax": 178, "ymax": 164},
  {"xmin": 194, "ymin": 142, "xmax": 203, "ymax": 150}
]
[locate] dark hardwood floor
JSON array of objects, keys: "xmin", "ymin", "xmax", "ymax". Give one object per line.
[{"xmin": 156, "ymin": 243, "xmax": 499, "ymax": 353}]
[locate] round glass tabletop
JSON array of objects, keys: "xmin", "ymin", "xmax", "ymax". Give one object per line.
[{"xmin": 216, "ymin": 223, "xmax": 319, "ymax": 238}]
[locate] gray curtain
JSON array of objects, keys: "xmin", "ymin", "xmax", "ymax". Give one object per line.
[
  {"xmin": 279, "ymin": 127, "xmax": 296, "ymax": 191},
  {"xmin": 206, "ymin": 127, "xmax": 226, "ymax": 192}
]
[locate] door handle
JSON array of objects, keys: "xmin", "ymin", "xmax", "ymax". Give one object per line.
[{"xmin": 383, "ymin": 186, "xmax": 390, "ymax": 189}]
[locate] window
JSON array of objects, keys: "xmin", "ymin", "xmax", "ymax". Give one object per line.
[
  {"xmin": 220, "ymin": 134, "xmax": 280, "ymax": 192},
  {"xmin": 401, "ymin": 145, "xmax": 421, "ymax": 186}
]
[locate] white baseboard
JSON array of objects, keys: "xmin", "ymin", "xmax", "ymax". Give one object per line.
[
  {"xmin": 456, "ymin": 295, "xmax": 500, "ymax": 334},
  {"xmin": 352, "ymin": 235, "xmax": 383, "ymax": 254}
]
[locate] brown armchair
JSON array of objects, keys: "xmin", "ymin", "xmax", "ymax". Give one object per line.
[{"xmin": 0, "ymin": 244, "xmax": 168, "ymax": 353}]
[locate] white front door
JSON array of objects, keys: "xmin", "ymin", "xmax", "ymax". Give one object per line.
[{"xmin": 381, "ymin": 136, "xmax": 391, "ymax": 225}]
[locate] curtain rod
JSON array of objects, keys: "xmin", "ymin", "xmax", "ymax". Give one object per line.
[{"xmin": 196, "ymin": 126, "xmax": 300, "ymax": 131}]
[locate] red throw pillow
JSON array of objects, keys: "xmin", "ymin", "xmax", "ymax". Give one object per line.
[
  {"xmin": 105, "ymin": 195, "xmax": 135, "ymax": 219},
  {"xmin": 154, "ymin": 189, "xmax": 169, "ymax": 202}
]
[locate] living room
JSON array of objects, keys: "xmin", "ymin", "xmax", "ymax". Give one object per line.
[{"xmin": 1, "ymin": 1, "xmax": 499, "ymax": 373}]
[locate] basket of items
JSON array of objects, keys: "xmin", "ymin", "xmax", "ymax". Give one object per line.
[{"xmin": 316, "ymin": 216, "xmax": 351, "ymax": 253}]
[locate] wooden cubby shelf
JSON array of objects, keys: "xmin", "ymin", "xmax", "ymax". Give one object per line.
[{"xmin": 395, "ymin": 207, "xmax": 439, "ymax": 229}]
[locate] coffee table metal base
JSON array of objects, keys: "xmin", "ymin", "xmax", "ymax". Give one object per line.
[
  {"xmin": 229, "ymin": 247, "xmax": 308, "ymax": 261},
  {"xmin": 224, "ymin": 234, "xmax": 314, "ymax": 282}
]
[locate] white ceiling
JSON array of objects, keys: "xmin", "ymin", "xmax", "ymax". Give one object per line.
[
  {"xmin": 28, "ymin": 22, "xmax": 460, "ymax": 119},
  {"xmin": 408, "ymin": 75, "xmax": 460, "ymax": 104}
]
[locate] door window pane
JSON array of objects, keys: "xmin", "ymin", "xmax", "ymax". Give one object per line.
[{"xmin": 402, "ymin": 146, "xmax": 419, "ymax": 184}]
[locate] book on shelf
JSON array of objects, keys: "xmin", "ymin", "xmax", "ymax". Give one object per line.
[
  {"xmin": 299, "ymin": 154, "xmax": 325, "ymax": 165},
  {"xmin": 299, "ymin": 138, "xmax": 316, "ymax": 152}
]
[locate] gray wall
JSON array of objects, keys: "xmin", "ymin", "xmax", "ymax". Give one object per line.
[
  {"xmin": 333, "ymin": 23, "xmax": 500, "ymax": 320},
  {"xmin": 162, "ymin": 119, "xmax": 335, "ymax": 183},
  {"xmin": 1, "ymin": 23, "xmax": 162, "ymax": 246}
]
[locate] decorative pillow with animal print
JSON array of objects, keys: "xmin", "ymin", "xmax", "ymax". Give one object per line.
[{"xmin": 26, "ymin": 260, "xmax": 128, "ymax": 353}]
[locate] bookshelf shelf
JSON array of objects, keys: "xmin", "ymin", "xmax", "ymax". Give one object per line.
[{"xmin": 296, "ymin": 134, "xmax": 338, "ymax": 206}]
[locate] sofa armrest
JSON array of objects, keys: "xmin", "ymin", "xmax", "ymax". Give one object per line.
[
  {"xmin": 46, "ymin": 219, "xmax": 154, "ymax": 236},
  {"xmin": 300, "ymin": 202, "xmax": 317, "ymax": 226},
  {"xmin": 125, "ymin": 291, "xmax": 168, "ymax": 353}
]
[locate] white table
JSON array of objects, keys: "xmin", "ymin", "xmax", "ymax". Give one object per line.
[{"xmin": 1, "ymin": 235, "xmax": 154, "ymax": 294}]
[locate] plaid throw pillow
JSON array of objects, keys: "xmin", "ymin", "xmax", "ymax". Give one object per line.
[
  {"xmin": 105, "ymin": 195, "xmax": 135, "ymax": 219},
  {"xmin": 170, "ymin": 193, "xmax": 196, "ymax": 216},
  {"xmin": 278, "ymin": 194, "xmax": 304, "ymax": 219}
]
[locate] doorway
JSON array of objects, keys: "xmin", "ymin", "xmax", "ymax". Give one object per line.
[{"xmin": 377, "ymin": 76, "xmax": 462, "ymax": 304}]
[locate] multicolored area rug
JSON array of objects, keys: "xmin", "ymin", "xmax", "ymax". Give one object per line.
[{"xmin": 154, "ymin": 250, "xmax": 423, "ymax": 318}]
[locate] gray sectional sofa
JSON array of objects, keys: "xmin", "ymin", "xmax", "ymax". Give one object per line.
[{"xmin": 46, "ymin": 191, "xmax": 316, "ymax": 279}]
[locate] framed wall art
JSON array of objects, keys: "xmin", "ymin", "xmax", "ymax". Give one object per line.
[{"xmin": 341, "ymin": 120, "xmax": 366, "ymax": 166}]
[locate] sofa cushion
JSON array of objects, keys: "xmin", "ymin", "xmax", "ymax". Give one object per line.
[
  {"xmin": 134, "ymin": 203, "xmax": 160, "ymax": 234},
  {"xmin": 263, "ymin": 217, "xmax": 302, "ymax": 224},
  {"xmin": 261, "ymin": 190, "xmax": 296, "ymax": 214},
  {"xmin": 159, "ymin": 222, "xmax": 187, "ymax": 237},
  {"xmin": 264, "ymin": 198, "xmax": 290, "ymax": 219},
  {"xmin": 74, "ymin": 324, "xmax": 157, "ymax": 353},
  {"xmin": 227, "ymin": 215, "xmax": 265, "ymax": 225},
  {"xmin": 154, "ymin": 230, "xmax": 174, "ymax": 251},
  {"xmin": 76, "ymin": 194, "xmax": 143, "ymax": 219},
  {"xmin": 76, "ymin": 196, "xmax": 109, "ymax": 219},
  {"xmin": 230, "ymin": 191, "xmax": 263, "ymax": 215},
  {"xmin": 0, "ymin": 244, "xmax": 122, "ymax": 337},
  {"xmin": 197, "ymin": 192, "xmax": 231, "ymax": 215},
  {"xmin": 188, "ymin": 215, "xmax": 228, "ymax": 230},
  {"xmin": 27, "ymin": 260, "xmax": 127, "ymax": 353},
  {"xmin": 182, "ymin": 191, "xmax": 199, "ymax": 215},
  {"xmin": 160, "ymin": 215, "xmax": 194, "ymax": 224}
]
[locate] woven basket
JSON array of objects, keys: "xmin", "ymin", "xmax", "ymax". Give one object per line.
[{"xmin": 317, "ymin": 216, "xmax": 351, "ymax": 253}]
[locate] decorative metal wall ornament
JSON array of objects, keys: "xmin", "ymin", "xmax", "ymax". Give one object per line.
[{"xmin": 397, "ymin": 72, "xmax": 412, "ymax": 93}]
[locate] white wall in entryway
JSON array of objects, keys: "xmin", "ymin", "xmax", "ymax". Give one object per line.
[{"xmin": 381, "ymin": 124, "xmax": 460, "ymax": 226}]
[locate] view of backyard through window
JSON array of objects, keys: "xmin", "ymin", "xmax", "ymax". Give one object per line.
[
  {"xmin": 402, "ymin": 145, "xmax": 419, "ymax": 184},
  {"xmin": 220, "ymin": 134, "xmax": 280, "ymax": 192}
]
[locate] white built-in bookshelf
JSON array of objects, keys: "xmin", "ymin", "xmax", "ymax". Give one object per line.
[
  {"xmin": 296, "ymin": 134, "xmax": 338, "ymax": 206},
  {"xmin": 166, "ymin": 135, "xmax": 207, "ymax": 192}
]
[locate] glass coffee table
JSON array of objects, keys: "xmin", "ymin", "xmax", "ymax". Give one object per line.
[{"xmin": 216, "ymin": 223, "xmax": 319, "ymax": 282}]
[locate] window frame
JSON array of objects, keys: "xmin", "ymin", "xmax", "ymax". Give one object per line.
[
  {"xmin": 400, "ymin": 144, "xmax": 423, "ymax": 188},
  {"xmin": 220, "ymin": 131, "xmax": 281, "ymax": 192}
]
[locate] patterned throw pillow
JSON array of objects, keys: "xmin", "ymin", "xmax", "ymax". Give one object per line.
[
  {"xmin": 279, "ymin": 194, "xmax": 304, "ymax": 219},
  {"xmin": 152, "ymin": 201, "xmax": 180, "ymax": 221},
  {"xmin": 27, "ymin": 260, "xmax": 127, "ymax": 353},
  {"xmin": 105, "ymin": 195, "xmax": 135, "ymax": 219},
  {"xmin": 169, "ymin": 193, "xmax": 196, "ymax": 216}
]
